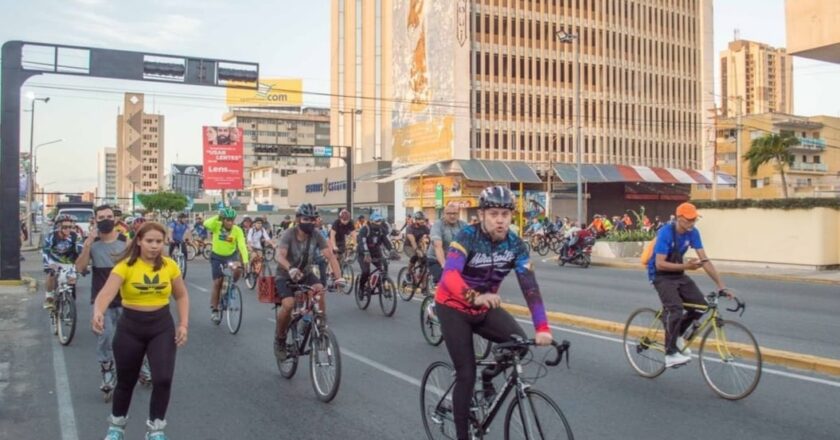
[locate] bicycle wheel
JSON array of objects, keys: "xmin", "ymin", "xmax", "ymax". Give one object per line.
[
  {"xmin": 245, "ymin": 271, "xmax": 257, "ymax": 290},
  {"xmin": 57, "ymin": 295, "xmax": 76, "ymax": 346},
  {"xmin": 473, "ymin": 334, "xmax": 492, "ymax": 360},
  {"xmin": 622, "ymin": 307, "xmax": 666, "ymax": 378},
  {"xmin": 420, "ymin": 296, "xmax": 444, "ymax": 346},
  {"xmin": 699, "ymin": 320, "xmax": 762, "ymax": 400},
  {"xmin": 225, "ymin": 285, "xmax": 243, "ymax": 335},
  {"xmin": 186, "ymin": 243, "xmax": 197, "ymax": 261},
  {"xmin": 536, "ymin": 239, "xmax": 550, "ymax": 256},
  {"xmin": 379, "ymin": 278, "xmax": 397, "ymax": 317},
  {"xmin": 504, "ymin": 388, "xmax": 574, "ymax": 440},
  {"xmin": 339, "ymin": 262, "xmax": 354, "ymax": 295},
  {"xmin": 264, "ymin": 247, "xmax": 275, "ymax": 261},
  {"xmin": 310, "ymin": 327, "xmax": 342, "ymax": 402},
  {"xmin": 423, "ymin": 272, "xmax": 437, "ymax": 297},
  {"xmin": 278, "ymin": 319, "xmax": 300, "ymax": 378},
  {"xmin": 176, "ymin": 253, "xmax": 188, "ymax": 278},
  {"xmin": 354, "ymin": 278, "xmax": 370, "ymax": 310},
  {"xmin": 50, "ymin": 310, "xmax": 58, "ymax": 335},
  {"xmin": 420, "ymin": 361, "xmax": 458, "ymax": 440},
  {"xmin": 202, "ymin": 246, "xmax": 212, "ymax": 260},
  {"xmin": 397, "ymin": 267, "xmax": 414, "ymax": 302}
]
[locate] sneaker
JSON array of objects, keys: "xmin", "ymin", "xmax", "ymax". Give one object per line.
[
  {"xmin": 145, "ymin": 419, "xmax": 167, "ymax": 440},
  {"xmin": 677, "ymin": 337, "xmax": 692, "ymax": 356},
  {"xmin": 104, "ymin": 415, "xmax": 127, "ymax": 440},
  {"xmin": 210, "ymin": 309, "xmax": 221, "ymax": 324},
  {"xmin": 665, "ymin": 352, "xmax": 691, "ymax": 368},
  {"xmin": 274, "ymin": 338, "xmax": 287, "ymax": 362}
]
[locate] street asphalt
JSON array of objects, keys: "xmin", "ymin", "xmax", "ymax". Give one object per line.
[{"xmin": 2, "ymin": 252, "xmax": 838, "ymax": 439}]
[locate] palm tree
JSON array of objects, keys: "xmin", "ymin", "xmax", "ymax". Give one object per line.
[{"xmin": 743, "ymin": 133, "xmax": 800, "ymax": 198}]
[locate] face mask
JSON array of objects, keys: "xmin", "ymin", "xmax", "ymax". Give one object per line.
[
  {"xmin": 299, "ymin": 223, "xmax": 315, "ymax": 234},
  {"xmin": 97, "ymin": 219, "xmax": 115, "ymax": 233}
]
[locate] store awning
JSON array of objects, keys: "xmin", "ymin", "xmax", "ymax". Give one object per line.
[
  {"xmin": 552, "ymin": 163, "xmax": 735, "ymax": 185},
  {"xmin": 372, "ymin": 159, "xmax": 542, "ymax": 184}
]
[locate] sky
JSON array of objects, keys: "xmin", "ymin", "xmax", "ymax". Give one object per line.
[{"xmin": 3, "ymin": 0, "xmax": 840, "ymax": 193}]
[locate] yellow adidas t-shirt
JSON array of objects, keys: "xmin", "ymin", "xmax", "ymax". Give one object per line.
[{"xmin": 111, "ymin": 257, "xmax": 181, "ymax": 307}]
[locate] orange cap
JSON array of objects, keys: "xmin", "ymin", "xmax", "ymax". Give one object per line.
[{"xmin": 675, "ymin": 202, "xmax": 699, "ymax": 220}]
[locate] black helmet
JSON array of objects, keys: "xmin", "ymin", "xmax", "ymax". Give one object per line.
[
  {"xmin": 296, "ymin": 203, "xmax": 319, "ymax": 218},
  {"xmin": 413, "ymin": 211, "xmax": 427, "ymax": 221},
  {"xmin": 478, "ymin": 186, "xmax": 516, "ymax": 210}
]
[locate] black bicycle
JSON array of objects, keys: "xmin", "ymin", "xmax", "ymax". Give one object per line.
[
  {"xmin": 276, "ymin": 283, "xmax": 342, "ymax": 402},
  {"xmin": 354, "ymin": 257, "xmax": 397, "ymax": 317},
  {"xmin": 421, "ymin": 337, "xmax": 573, "ymax": 440},
  {"xmin": 397, "ymin": 257, "xmax": 435, "ymax": 302}
]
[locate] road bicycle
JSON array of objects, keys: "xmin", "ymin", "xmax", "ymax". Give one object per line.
[
  {"xmin": 353, "ymin": 257, "xmax": 397, "ymax": 317},
  {"xmin": 214, "ymin": 262, "xmax": 244, "ymax": 335},
  {"xmin": 419, "ymin": 298, "xmax": 493, "ymax": 359},
  {"xmin": 397, "ymin": 257, "xmax": 435, "ymax": 302},
  {"xmin": 276, "ymin": 283, "xmax": 342, "ymax": 402},
  {"xmin": 622, "ymin": 290, "xmax": 761, "ymax": 400},
  {"xmin": 421, "ymin": 337, "xmax": 573, "ymax": 440},
  {"xmin": 48, "ymin": 264, "xmax": 77, "ymax": 346},
  {"xmin": 171, "ymin": 242, "xmax": 188, "ymax": 278}
]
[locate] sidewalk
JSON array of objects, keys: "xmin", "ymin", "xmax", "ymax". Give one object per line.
[{"xmin": 587, "ymin": 256, "xmax": 840, "ymax": 285}]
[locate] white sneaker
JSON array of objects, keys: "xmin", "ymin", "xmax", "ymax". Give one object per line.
[
  {"xmin": 677, "ymin": 337, "xmax": 692, "ymax": 355},
  {"xmin": 665, "ymin": 352, "xmax": 691, "ymax": 368}
]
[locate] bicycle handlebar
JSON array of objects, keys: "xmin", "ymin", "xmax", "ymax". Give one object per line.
[
  {"xmin": 709, "ymin": 289, "xmax": 746, "ymax": 317},
  {"xmin": 493, "ymin": 338, "xmax": 571, "ymax": 368}
]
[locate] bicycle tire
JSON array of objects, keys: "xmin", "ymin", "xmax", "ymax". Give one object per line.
[
  {"xmin": 278, "ymin": 319, "xmax": 300, "ymax": 378},
  {"xmin": 185, "ymin": 243, "xmax": 197, "ymax": 261},
  {"xmin": 423, "ymin": 272, "xmax": 437, "ymax": 297},
  {"xmin": 380, "ymin": 278, "xmax": 397, "ymax": 317},
  {"xmin": 473, "ymin": 334, "xmax": 492, "ymax": 360},
  {"xmin": 225, "ymin": 285, "xmax": 244, "ymax": 335},
  {"xmin": 309, "ymin": 327, "xmax": 342, "ymax": 402},
  {"xmin": 57, "ymin": 295, "xmax": 76, "ymax": 346},
  {"xmin": 50, "ymin": 310, "xmax": 58, "ymax": 335},
  {"xmin": 397, "ymin": 267, "xmax": 414, "ymax": 301},
  {"xmin": 536, "ymin": 240, "xmax": 550, "ymax": 256},
  {"xmin": 339, "ymin": 262, "xmax": 354, "ymax": 295},
  {"xmin": 420, "ymin": 296, "xmax": 444, "ymax": 346},
  {"xmin": 264, "ymin": 247, "xmax": 275, "ymax": 261},
  {"xmin": 245, "ymin": 271, "xmax": 257, "ymax": 290},
  {"xmin": 622, "ymin": 307, "xmax": 666, "ymax": 378},
  {"xmin": 420, "ymin": 361, "xmax": 459, "ymax": 440},
  {"xmin": 504, "ymin": 388, "xmax": 574, "ymax": 440},
  {"xmin": 354, "ymin": 278, "xmax": 370, "ymax": 310},
  {"xmin": 699, "ymin": 320, "xmax": 762, "ymax": 400},
  {"xmin": 202, "ymin": 246, "xmax": 212, "ymax": 260}
]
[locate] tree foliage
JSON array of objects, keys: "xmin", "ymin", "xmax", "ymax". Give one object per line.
[
  {"xmin": 743, "ymin": 133, "xmax": 799, "ymax": 198},
  {"xmin": 137, "ymin": 191, "xmax": 188, "ymax": 218}
]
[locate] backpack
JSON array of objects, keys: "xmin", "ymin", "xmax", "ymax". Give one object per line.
[{"xmin": 640, "ymin": 223, "xmax": 677, "ymax": 266}]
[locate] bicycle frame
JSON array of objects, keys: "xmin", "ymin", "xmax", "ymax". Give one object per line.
[
  {"xmin": 286, "ymin": 287, "xmax": 327, "ymax": 358},
  {"xmin": 637, "ymin": 296, "xmax": 723, "ymax": 355}
]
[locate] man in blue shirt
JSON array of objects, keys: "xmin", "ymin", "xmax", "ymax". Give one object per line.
[
  {"xmin": 647, "ymin": 202, "xmax": 729, "ymax": 368},
  {"xmin": 168, "ymin": 213, "xmax": 192, "ymax": 257}
]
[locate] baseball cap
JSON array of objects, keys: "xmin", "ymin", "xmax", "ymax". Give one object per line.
[{"xmin": 675, "ymin": 202, "xmax": 699, "ymax": 220}]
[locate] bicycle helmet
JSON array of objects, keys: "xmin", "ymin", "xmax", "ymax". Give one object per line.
[
  {"xmin": 295, "ymin": 203, "xmax": 319, "ymax": 218},
  {"xmin": 218, "ymin": 207, "xmax": 236, "ymax": 219},
  {"xmin": 370, "ymin": 212, "xmax": 384, "ymax": 222},
  {"xmin": 55, "ymin": 214, "xmax": 75, "ymax": 224},
  {"xmin": 413, "ymin": 211, "xmax": 427, "ymax": 221},
  {"xmin": 478, "ymin": 186, "xmax": 516, "ymax": 210}
]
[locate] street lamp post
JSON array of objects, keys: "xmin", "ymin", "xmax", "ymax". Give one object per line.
[
  {"xmin": 32, "ymin": 138, "xmax": 63, "ymax": 235},
  {"xmin": 555, "ymin": 29, "xmax": 582, "ymax": 226},
  {"xmin": 338, "ymin": 108, "xmax": 362, "ymax": 216},
  {"xmin": 26, "ymin": 95, "xmax": 50, "ymax": 245}
]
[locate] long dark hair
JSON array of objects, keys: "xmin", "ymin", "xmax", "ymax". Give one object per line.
[{"xmin": 114, "ymin": 221, "xmax": 167, "ymax": 271}]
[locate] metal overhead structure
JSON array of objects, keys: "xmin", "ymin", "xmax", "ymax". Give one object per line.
[{"xmin": 1, "ymin": 40, "xmax": 259, "ymax": 280}]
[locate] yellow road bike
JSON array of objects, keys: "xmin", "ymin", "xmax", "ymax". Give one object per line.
[{"xmin": 622, "ymin": 290, "xmax": 762, "ymax": 400}]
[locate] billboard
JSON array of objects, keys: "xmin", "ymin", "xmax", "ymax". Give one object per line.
[
  {"xmin": 226, "ymin": 78, "xmax": 303, "ymax": 107},
  {"xmin": 202, "ymin": 127, "xmax": 244, "ymax": 190},
  {"xmin": 170, "ymin": 164, "xmax": 204, "ymax": 198},
  {"xmin": 392, "ymin": 0, "xmax": 471, "ymax": 165}
]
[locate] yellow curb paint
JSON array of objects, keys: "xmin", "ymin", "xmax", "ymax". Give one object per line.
[
  {"xmin": 0, "ymin": 280, "xmax": 24, "ymax": 286},
  {"xmin": 502, "ymin": 303, "xmax": 840, "ymax": 377}
]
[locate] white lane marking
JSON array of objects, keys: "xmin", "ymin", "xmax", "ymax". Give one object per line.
[
  {"xmin": 512, "ymin": 317, "xmax": 840, "ymax": 388},
  {"xmin": 189, "ymin": 283, "xmax": 209, "ymax": 292},
  {"xmin": 52, "ymin": 336, "xmax": 80, "ymax": 440},
  {"xmin": 343, "ymin": 349, "xmax": 422, "ymax": 388}
]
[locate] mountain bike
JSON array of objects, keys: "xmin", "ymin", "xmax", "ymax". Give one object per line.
[
  {"xmin": 622, "ymin": 290, "xmax": 761, "ymax": 400},
  {"xmin": 419, "ymin": 298, "xmax": 493, "ymax": 359},
  {"xmin": 49, "ymin": 264, "xmax": 78, "ymax": 346},
  {"xmin": 421, "ymin": 338, "xmax": 573, "ymax": 440},
  {"xmin": 354, "ymin": 257, "xmax": 397, "ymax": 317},
  {"xmin": 397, "ymin": 257, "xmax": 435, "ymax": 302},
  {"xmin": 276, "ymin": 283, "xmax": 342, "ymax": 402},
  {"xmin": 215, "ymin": 262, "xmax": 244, "ymax": 334}
]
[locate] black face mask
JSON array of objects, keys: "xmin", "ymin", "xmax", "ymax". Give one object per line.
[
  {"xmin": 97, "ymin": 219, "xmax": 115, "ymax": 233},
  {"xmin": 299, "ymin": 223, "xmax": 315, "ymax": 234}
]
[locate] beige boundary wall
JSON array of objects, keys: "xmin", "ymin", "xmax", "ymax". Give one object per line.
[{"xmin": 697, "ymin": 208, "xmax": 840, "ymax": 269}]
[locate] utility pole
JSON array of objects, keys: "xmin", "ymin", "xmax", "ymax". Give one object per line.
[
  {"xmin": 556, "ymin": 29, "xmax": 582, "ymax": 225},
  {"xmin": 338, "ymin": 108, "xmax": 362, "ymax": 215},
  {"xmin": 26, "ymin": 96, "xmax": 50, "ymax": 245},
  {"xmin": 707, "ymin": 107, "xmax": 719, "ymax": 201},
  {"xmin": 735, "ymin": 96, "xmax": 743, "ymax": 199}
]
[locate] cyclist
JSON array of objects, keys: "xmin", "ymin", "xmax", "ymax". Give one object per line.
[
  {"xmin": 112, "ymin": 208, "xmax": 131, "ymax": 239},
  {"xmin": 278, "ymin": 215, "xmax": 293, "ymax": 232},
  {"xmin": 273, "ymin": 204, "xmax": 345, "ymax": 362},
  {"xmin": 205, "ymin": 207, "xmax": 250, "ymax": 324},
  {"xmin": 246, "ymin": 217, "xmax": 273, "ymax": 275},
  {"xmin": 404, "ymin": 211, "xmax": 431, "ymax": 283},
  {"xmin": 648, "ymin": 202, "xmax": 729, "ymax": 368},
  {"xmin": 329, "ymin": 209, "xmax": 356, "ymax": 261},
  {"xmin": 356, "ymin": 212, "xmax": 393, "ymax": 295},
  {"xmin": 426, "ymin": 203, "xmax": 467, "ymax": 284},
  {"xmin": 240, "ymin": 216, "xmax": 253, "ymax": 237},
  {"xmin": 435, "ymin": 186, "xmax": 552, "ymax": 440},
  {"xmin": 193, "ymin": 216, "xmax": 208, "ymax": 242},
  {"xmin": 355, "ymin": 214, "xmax": 366, "ymax": 231},
  {"xmin": 167, "ymin": 213, "xmax": 192, "ymax": 258},
  {"xmin": 42, "ymin": 214, "xmax": 83, "ymax": 309}
]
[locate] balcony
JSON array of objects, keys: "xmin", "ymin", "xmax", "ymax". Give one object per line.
[
  {"xmin": 790, "ymin": 162, "xmax": 828, "ymax": 172},
  {"xmin": 792, "ymin": 137, "xmax": 826, "ymax": 151}
]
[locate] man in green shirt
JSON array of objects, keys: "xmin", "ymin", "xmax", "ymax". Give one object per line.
[{"xmin": 205, "ymin": 207, "xmax": 250, "ymax": 324}]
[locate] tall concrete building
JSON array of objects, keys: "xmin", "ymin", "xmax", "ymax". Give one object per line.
[
  {"xmin": 222, "ymin": 107, "xmax": 332, "ymax": 209},
  {"xmin": 116, "ymin": 93, "xmax": 164, "ymax": 202},
  {"xmin": 97, "ymin": 147, "xmax": 117, "ymax": 203},
  {"xmin": 720, "ymin": 40, "xmax": 793, "ymax": 118}
]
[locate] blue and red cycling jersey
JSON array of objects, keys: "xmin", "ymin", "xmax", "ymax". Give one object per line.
[{"xmin": 435, "ymin": 225, "xmax": 550, "ymax": 333}]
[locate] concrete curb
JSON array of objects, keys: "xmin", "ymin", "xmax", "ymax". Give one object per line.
[
  {"xmin": 585, "ymin": 259, "xmax": 840, "ymax": 286},
  {"xmin": 502, "ymin": 303, "xmax": 840, "ymax": 377},
  {"xmin": 0, "ymin": 276, "xmax": 37, "ymax": 293}
]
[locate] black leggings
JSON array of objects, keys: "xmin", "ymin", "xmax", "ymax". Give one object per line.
[
  {"xmin": 112, "ymin": 307, "xmax": 177, "ymax": 421},
  {"xmin": 436, "ymin": 303, "xmax": 526, "ymax": 440}
]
